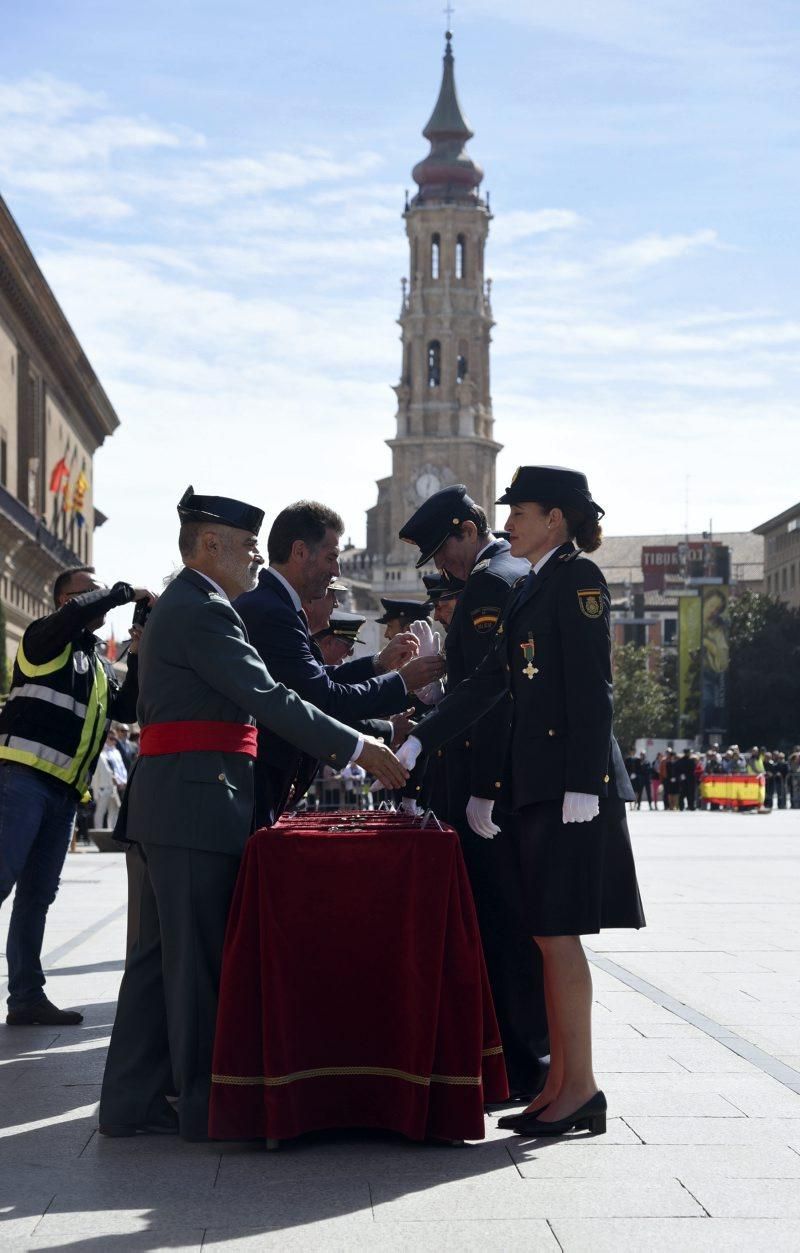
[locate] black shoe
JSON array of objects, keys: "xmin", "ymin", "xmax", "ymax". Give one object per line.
[
  {"xmin": 99, "ymin": 1111, "xmax": 179, "ymax": 1138},
  {"xmin": 6, "ymin": 997, "xmax": 84, "ymax": 1026},
  {"xmin": 497, "ymin": 1103, "xmax": 550, "ymax": 1129},
  {"xmin": 504, "ymin": 1091, "xmax": 607, "ymax": 1137}
]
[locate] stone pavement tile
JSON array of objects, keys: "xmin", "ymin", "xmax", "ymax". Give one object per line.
[
  {"xmin": 32, "ymin": 1210, "xmax": 208, "ymax": 1244},
  {"xmin": 0, "ymin": 1111, "xmax": 98, "ymax": 1166},
  {"xmin": 33, "ymin": 1180, "xmax": 372, "ymax": 1237},
  {"xmin": 551, "ymin": 1217, "xmax": 800, "ymax": 1252},
  {"xmin": 625, "ymin": 1117, "xmax": 800, "ymax": 1145},
  {"xmin": 600, "ymin": 1088, "xmax": 744, "ymax": 1119},
  {"xmin": 628, "ymin": 1022, "xmax": 708, "ymax": 1040},
  {"xmin": 216, "ymin": 1133, "xmax": 514, "ymax": 1183},
  {"xmin": 618, "ymin": 952, "xmax": 775, "ymax": 975},
  {"xmin": 739, "ymin": 953, "xmax": 800, "ymax": 975},
  {"xmin": 591, "ymin": 1042, "xmax": 684, "ymax": 1073},
  {"xmin": 593, "ymin": 991, "xmax": 690, "ymax": 1022},
  {"xmin": 202, "ymin": 1219, "xmax": 560, "ymax": 1251},
  {"xmin": 370, "ymin": 1176, "xmax": 703, "ymax": 1219},
  {"xmin": 591, "ymin": 1022, "xmax": 646, "ymax": 1040},
  {"xmin": 26, "ymin": 1234, "xmax": 204, "ymax": 1251},
  {"xmin": 718, "ymin": 1082, "xmax": 800, "ymax": 1118},
  {"xmin": 683, "ymin": 1177, "xmax": 800, "ymax": 1217},
  {"xmin": 509, "ymin": 1142, "xmax": 800, "ymax": 1179},
  {"xmin": 664, "ymin": 1039, "xmax": 757, "ymax": 1073}
]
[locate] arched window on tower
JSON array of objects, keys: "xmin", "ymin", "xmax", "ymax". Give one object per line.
[
  {"xmin": 427, "ymin": 340, "xmax": 441, "ymax": 388},
  {"xmin": 431, "ymin": 234, "xmax": 440, "ymax": 280},
  {"xmin": 456, "ymin": 353, "xmax": 468, "ymax": 383},
  {"xmin": 455, "ymin": 235, "xmax": 466, "ymax": 280}
]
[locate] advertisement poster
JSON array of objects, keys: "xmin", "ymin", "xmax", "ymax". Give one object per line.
[{"xmin": 701, "ymin": 585, "xmax": 730, "ymax": 735}]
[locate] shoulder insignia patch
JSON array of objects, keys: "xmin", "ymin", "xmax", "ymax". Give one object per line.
[
  {"xmin": 471, "ymin": 559, "xmax": 491, "ymax": 575},
  {"xmin": 577, "ymin": 588, "xmax": 603, "ymax": 619},
  {"xmin": 471, "ymin": 606, "xmax": 501, "ymax": 633}
]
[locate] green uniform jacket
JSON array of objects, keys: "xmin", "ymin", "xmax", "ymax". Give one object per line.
[{"xmin": 117, "ymin": 568, "xmax": 360, "ymax": 855}]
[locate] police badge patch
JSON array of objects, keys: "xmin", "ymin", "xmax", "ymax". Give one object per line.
[
  {"xmin": 471, "ymin": 606, "xmax": 500, "ymax": 633},
  {"xmin": 577, "ymin": 589, "xmax": 603, "ymax": 619}
]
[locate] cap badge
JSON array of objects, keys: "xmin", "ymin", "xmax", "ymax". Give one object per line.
[{"xmin": 511, "ymin": 466, "xmax": 521, "ymax": 484}]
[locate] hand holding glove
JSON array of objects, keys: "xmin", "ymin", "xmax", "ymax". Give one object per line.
[
  {"xmin": 562, "ymin": 792, "xmax": 600, "ymax": 824},
  {"xmin": 466, "ymin": 796, "xmax": 501, "ymax": 839},
  {"xmin": 395, "ymin": 735, "xmax": 422, "ymax": 772}
]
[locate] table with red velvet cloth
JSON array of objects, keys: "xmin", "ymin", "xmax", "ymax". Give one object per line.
[{"xmin": 208, "ymin": 813, "xmax": 508, "ymax": 1143}]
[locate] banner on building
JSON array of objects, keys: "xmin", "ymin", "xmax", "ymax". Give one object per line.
[
  {"xmin": 678, "ymin": 594, "xmax": 702, "ymax": 736},
  {"xmin": 701, "ymin": 585, "xmax": 730, "ymax": 735}
]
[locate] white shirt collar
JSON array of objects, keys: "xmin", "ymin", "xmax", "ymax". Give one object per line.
[
  {"xmin": 267, "ymin": 566, "xmax": 302, "ymax": 613},
  {"xmin": 188, "ymin": 569, "xmax": 229, "ymax": 601},
  {"xmin": 474, "ymin": 535, "xmax": 496, "ymax": 566},
  {"xmin": 533, "ymin": 545, "xmax": 563, "ymax": 576}
]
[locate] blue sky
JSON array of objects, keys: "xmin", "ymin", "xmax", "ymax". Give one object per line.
[{"xmin": 2, "ymin": 0, "xmax": 799, "ymax": 598}]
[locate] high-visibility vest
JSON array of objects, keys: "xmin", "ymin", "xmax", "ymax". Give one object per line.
[{"xmin": 0, "ymin": 634, "xmax": 112, "ymax": 795}]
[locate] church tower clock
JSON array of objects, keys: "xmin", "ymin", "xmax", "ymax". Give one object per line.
[{"xmin": 359, "ymin": 33, "xmax": 501, "ymax": 597}]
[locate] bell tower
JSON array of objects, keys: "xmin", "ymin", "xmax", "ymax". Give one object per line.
[{"xmin": 358, "ymin": 33, "xmax": 501, "ymax": 597}]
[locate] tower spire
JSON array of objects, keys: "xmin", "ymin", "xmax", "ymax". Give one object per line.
[{"xmin": 412, "ymin": 32, "xmax": 483, "ymax": 203}]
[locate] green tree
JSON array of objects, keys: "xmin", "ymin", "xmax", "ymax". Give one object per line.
[
  {"xmin": 728, "ymin": 591, "xmax": 800, "ymax": 748},
  {"xmin": 612, "ymin": 642, "xmax": 674, "ymax": 755}
]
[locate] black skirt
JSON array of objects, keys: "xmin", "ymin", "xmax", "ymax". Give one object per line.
[{"xmin": 513, "ymin": 797, "xmax": 646, "ymax": 936}]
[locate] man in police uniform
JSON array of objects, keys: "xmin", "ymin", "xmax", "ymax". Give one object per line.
[
  {"xmin": 0, "ymin": 567, "xmax": 152, "ymax": 1025},
  {"xmin": 99, "ymin": 488, "xmax": 406, "ymax": 1140},
  {"xmin": 375, "ymin": 597, "xmax": 433, "ymax": 641},
  {"xmin": 398, "ymin": 485, "xmax": 548, "ymax": 1098}
]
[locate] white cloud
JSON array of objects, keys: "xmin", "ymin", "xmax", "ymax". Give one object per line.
[
  {"xmin": 600, "ymin": 229, "xmax": 720, "ymax": 271},
  {"xmin": 491, "ymin": 209, "xmax": 585, "ymax": 245}
]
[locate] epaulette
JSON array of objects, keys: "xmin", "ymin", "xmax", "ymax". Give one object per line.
[{"xmin": 471, "ymin": 559, "xmax": 490, "ymax": 574}]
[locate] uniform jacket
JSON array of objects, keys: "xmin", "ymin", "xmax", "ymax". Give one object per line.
[
  {"xmin": 235, "ymin": 569, "xmax": 408, "ymax": 795},
  {"xmin": 414, "ymin": 543, "xmax": 634, "ymax": 811},
  {"xmin": 117, "ymin": 568, "xmax": 359, "ymax": 855},
  {"xmin": 442, "ymin": 537, "xmax": 529, "ymax": 805}
]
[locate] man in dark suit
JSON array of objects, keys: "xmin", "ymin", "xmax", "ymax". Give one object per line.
[
  {"xmin": 236, "ymin": 501, "xmax": 445, "ymax": 826},
  {"xmin": 99, "ymin": 487, "xmax": 407, "ymax": 1141},
  {"xmin": 398, "ymin": 484, "xmax": 549, "ymax": 1100}
]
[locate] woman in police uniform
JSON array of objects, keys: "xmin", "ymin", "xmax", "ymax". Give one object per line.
[{"xmin": 403, "ymin": 465, "xmax": 645, "ymax": 1137}]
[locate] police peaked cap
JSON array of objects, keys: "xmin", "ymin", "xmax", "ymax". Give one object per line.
[
  {"xmin": 496, "ymin": 466, "xmax": 604, "ymax": 520},
  {"xmin": 315, "ymin": 611, "xmax": 366, "ymax": 643},
  {"xmin": 177, "ymin": 485, "xmax": 265, "ymax": 535},
  {"xmin": 422, "ymin": 571, "xmax": 465, "ymax": 603},
  {"xmin": 375, "ymin": 597, "xmax": 433, "ymax": 625},
  {"xmin": 399, "ymin": 484, "xmax": 481, "ymax": 567}
]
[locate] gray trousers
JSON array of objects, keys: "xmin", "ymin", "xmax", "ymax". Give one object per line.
[{"xmin": 100, "ymin": 841, "xmax": 241, "ymax": 1140}]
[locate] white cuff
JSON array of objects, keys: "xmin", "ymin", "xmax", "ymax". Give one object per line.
[{"xmin": 349, "ymin": 735, "xmax": 364, "ymax": 764}]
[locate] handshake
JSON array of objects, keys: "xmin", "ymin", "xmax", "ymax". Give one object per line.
[{"xmin": 359, "ymin": 621, "xmax": 446, "ymax": 791}]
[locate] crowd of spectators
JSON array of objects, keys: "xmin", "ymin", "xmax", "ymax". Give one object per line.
[{"xmin": 625, "ymin": 744, "xmax": 800, "ymax": 812}]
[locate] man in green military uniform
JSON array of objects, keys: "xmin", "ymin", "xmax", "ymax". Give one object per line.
[
  {"xmin": 99, "ymin": 487, "xmax": 406, "ymax": 1141},
  {"xmin": 0, "ymin": 568, "xmax": 153, "ymax": 1025}
]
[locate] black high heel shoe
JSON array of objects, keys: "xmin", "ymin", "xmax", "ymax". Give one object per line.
[
  {"xmin": 496, "ymin": 1102, "xmax": 550, "ymax": 1130},
  {"xmin": 504, "ymin": 1091, "xmax": 607, "ymax": 1137}
]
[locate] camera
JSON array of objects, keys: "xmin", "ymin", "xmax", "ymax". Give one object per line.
[{"xmin": 132, "ymin": 598, "xmax": 152, "ymax": 629}]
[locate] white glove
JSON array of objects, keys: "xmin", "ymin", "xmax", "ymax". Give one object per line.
[
  {"xmin": 396, "ymin": 736, "xmax": 422, "ymax": 772},
  {"xmin": 409, "ymin": 618, "xmax": 437, "ymax": 658},
  {"xmin": 562, "ymin": 792, "xmax": 600, "ymax": 824},
  {"xmin": 398, "ymin": 797, "xmax": 423, "ymax": 817},
  {"xmin": 466, "ymin": 796, "xmax": 501, "ymax": 839}
]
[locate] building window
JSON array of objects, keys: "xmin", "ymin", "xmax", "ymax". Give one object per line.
[
  {"xmin": 456, "ymin": 354, "xmax": 468, "ymax": 383},
  {"xmin": 455, "ymin": 234, "xmax": 465, "ymax": 279},
  {"xmin": 431, "ymin": 234, "xmax": 440, "ymax": 279},
  {"xmin": 427, "ymin": 341, "xmax": 441, "ymax": 388},
  {"xmin": 791, "ymin": 564, "xmax": 797, "ymax": 588},
  {"xmin": 782, "ymin": 566, "xmax": 788, "ymax": 590},
  {"xmin": 664, "ymin": 618, "xmax": 677, "ymax": 646}
]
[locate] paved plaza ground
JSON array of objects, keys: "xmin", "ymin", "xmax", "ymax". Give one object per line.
[{"xmin": 1, "ymin": 808, "xmax": 799, "ymax": 1251}]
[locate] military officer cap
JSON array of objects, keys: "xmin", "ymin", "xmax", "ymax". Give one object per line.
[
  {"xmin": 496, "ymin": 465, "xmax": 605, "ymax": 521},
  {"xmin": 177, "ymin": 485, "xmax": 265, "ymax": 535},
  {"xmin": 422, "ymin": 572, "xmax": 465, "ymax": 604},
  {"xmin": 375, "ymin": 597, "xmax": 433, "ymax": 626},
  {"xmin": 399, "ymin": 484, "xmax": 480, "ymax": 567},
  {"xmin": 328, "ymin": 578, "xmax": 349, "ymax": 593},
  {"xmin": 314, "ymin": 610, "xmax": 366, "ymax": 643}
]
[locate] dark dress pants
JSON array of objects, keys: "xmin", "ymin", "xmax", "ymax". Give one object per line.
[
  {"xmin": 99, "ymin": 841, "xmax": 240, "ymax": 1140},
  {"xmin": 456, "ymin": 811, "xmax": 549, "ymax": 1095}
]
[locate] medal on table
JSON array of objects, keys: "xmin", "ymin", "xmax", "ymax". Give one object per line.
[{"xmin": 520, "ymin": 634, "xmax": 538, "ymax": 679}]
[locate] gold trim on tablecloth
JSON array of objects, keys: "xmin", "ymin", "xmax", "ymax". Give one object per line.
[{"xmin": 211, "ymin": 1063, "xmax": 489, "ymax": 1089}]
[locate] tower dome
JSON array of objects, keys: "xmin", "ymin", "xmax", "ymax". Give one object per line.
[{"xmin": 411, "ymin": 33, "xmax": 483, "ymax": 204}]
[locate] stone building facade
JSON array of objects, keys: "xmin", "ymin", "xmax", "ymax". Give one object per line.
[
  {"xmin": 0, "ymin": 193, "xmax": 119, "ymax": 668},
  {"xmin": 343, "ymin": 35, "xmax": 500, "ymax": 621},
  {"xmin": 754, "ymin": 502, "xmax": 800, "ymax": 609}
]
